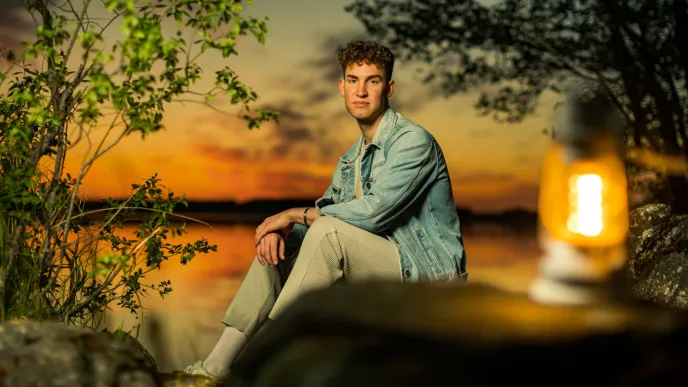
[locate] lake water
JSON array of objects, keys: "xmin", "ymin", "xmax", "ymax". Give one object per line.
[{"xmin": 103, "ymin": 222, "xmax": 542, "ymax": 372}]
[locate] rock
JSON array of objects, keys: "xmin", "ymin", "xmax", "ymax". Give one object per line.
[
  {"xmin": 160, "ymin": 372, "xmax": 217, "ymax": 387},
  {"xmin": 0, "ymin": 320, "xmax": 161, "ymax": 387},
  {"xmin": 628, "ymin": 203, "xmax": 688, "ymax": 308},
  {"xmin": 101, "ymin": 327, "xmax": 157, "ymax": 371},
  {"xmin": 628, "ymin": 203, "xmax": 673, "ymax": 234},
  {"xmin": 228, "ymin": 281, "xmax": 688, "ymax": 387},
  {"xmin": 633, "ymin": 249, "xmax": 688, "ymax": 308},
  {"xmin": 628, "ymin": 203, "xmax": 674, "ymax": 279}
]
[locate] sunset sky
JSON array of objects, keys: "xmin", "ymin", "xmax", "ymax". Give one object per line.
[{"xmin": 3, "ymin": 0, "xmax": 558, "ymax": 212}]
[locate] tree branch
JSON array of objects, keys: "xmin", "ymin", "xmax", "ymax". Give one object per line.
[{"xmin": 63, "ymin": 227, "xmax": 163, "ymax": 319}]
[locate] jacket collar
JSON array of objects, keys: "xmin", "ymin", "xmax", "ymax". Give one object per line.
[{"xmin": 341, "ymin": 107, "xmax": 398, "ymax": 164}]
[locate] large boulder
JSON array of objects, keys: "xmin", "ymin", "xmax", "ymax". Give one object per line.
[
  {"xmin": 160, "ymin": 372, "xmax": 217, "ymax": 387},
  {"xmin": 628, "ymin": 203, "xmax": 688, "ymax": 308},
  {"xmin": 100, "ymin": 331, "xmax": 217, "ymax": 386},
  {"xmin": 0, "ymin": 320, "xmax": 161, "ymax": 387},
  {"xmin": 226, "ymin": 282, "xmax": 688, "ymax": 387},
  {"xmin": 101, "ymin": 327, "xmax": 158, "ymax": 371}
]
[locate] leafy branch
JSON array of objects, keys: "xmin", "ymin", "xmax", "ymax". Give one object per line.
[{"xmin": 0, "ymin": 0, "xmax": 275, "ymax": 327}]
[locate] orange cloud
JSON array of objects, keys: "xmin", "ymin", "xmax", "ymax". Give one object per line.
[
  {"xmin": 451, "ymin": 172, "xmax": 540, "ymax": 212},
  {"xmin": 66, "ymin": 110, "xmax": 541, "ymax": 212}
]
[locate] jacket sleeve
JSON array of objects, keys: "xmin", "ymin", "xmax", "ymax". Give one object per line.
[
  {"xmin": 315, "ymin": 130, "xmax": 438, "ymax": 233},
  {"xmin": 313, "ymin": 159, "xmax": 343, "ymax": 208}
]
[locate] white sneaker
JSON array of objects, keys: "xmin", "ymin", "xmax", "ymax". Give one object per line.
[{"xmin": 183, "ymin": 360, "xmax": 217, "ymax": 379}]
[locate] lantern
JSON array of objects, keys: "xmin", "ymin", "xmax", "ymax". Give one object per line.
[{"xmin": 530, "ymin": 84, "xmax": 629, "ymax": 305}]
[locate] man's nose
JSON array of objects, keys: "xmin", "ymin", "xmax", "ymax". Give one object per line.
[{"xmin": 355, "ymin": 84, "xmax": 367, "ymax": 97}]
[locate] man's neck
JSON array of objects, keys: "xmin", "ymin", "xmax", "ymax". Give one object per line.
[{"xmin": 357, "ymin": 106, "xmax": 387, "ymax": 145}]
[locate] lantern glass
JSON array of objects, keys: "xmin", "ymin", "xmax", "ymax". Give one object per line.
[{"xmin": 538, "ymin": 142, "xmax": 628, "ymax": 248}]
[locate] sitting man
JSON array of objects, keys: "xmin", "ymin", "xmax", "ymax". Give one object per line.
[{"xmin": 185, "ymin": 40, "xmax": 467, "ymax": 379}]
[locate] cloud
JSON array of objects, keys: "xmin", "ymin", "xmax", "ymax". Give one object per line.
[
  {"xmin": 512, "ymin": 154, "xmax": 539, "ymax": 164},
  {"xmin": 451, "ymin": 171, "xmax": 539, "ymax": 211},
  {"xmin": 192, "ymin": 100, "xmax": 351, "ymax": 164},
  {"xmin": 255, "ymin": 169, "xmax": 332, "ymax": 195},
  {"xmin": 272, "ymin": 31, "xmax": 368, "ymax": 111},
  {"xmin": 286, "ymin": 30, "xmax": 442, "ymax": 115},
  {"xmin": 260, "ymin": 102, "xmax": 307, "ymax": 121},
  {"xmin": 0, "ymin": 0, "xmax": 33, "ymax": 51},
  {"xmin": 259, "ymin": 101, "xmax": 349, "ymax": 160},
  {"xmin": 457, "ymin": 183, "xmax": 540, "ymax": 212},
  {"xmin": 304, "ymin": 32, "xmax": 368, "ymax": 83},
  {"xmin": 467, "ymin": 129, "xmax": 495, "ymax": 138},
  {"xmin": 464, "ymin": 181, "xmax": 540, "ymax": 212},
  {"xmin": 197, "ymin": 144, "xmax": 251, "ymax": 162},
  {"xmin": 189, "ymin": 31, "xmax": 491, "ymax": 197},
  {"xmin": 193, "ymin": 30, "xmax": 448, "ymax": 165},
  {"xmin": 258, "ymin": 102, "xmax": 314, "ymax": 142},
  {"xmin": 455, "ymin": 171, "xmax": 519, "ymax": 185},
  {"xmin": 303, "ymin": 89, "xmax": 331, "ymax": 105}
]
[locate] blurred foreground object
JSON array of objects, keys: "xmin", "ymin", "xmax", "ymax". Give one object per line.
[
  {"xmin": 530, "ymin": 83, "xmax": 629, "ymax": 305},
  {"xmin": 227, "ymin": 282, "xmax": 688, "ymax": 387}
]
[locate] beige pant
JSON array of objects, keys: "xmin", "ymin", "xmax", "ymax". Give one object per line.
[{"xmin": 221, "ymin": 216, "xmax": 402, "ymax": 338}]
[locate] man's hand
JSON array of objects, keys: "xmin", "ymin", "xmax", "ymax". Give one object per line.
[
  {"xmin": 255, "ymin": 210, "xmax": 294, "ymax": 246},
  {"xmin": 256, "ymin": 232, "xmax": 286, "ymax": 266}
]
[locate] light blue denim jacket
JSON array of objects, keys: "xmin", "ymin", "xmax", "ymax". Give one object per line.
[{"xmin": 313, "ymin": 107, "xmax": 467, "ymax": 282}]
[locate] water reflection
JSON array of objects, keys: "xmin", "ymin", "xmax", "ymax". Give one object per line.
[{"xmin": 104, "ymin": 222, "xmax": 541, "ymax": 371}]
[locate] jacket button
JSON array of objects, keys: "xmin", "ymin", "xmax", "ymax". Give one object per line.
[
  {"xmin": 404, "ymin": 269, "xmax": 411, "ymax": 278},
  {"xmin": 366, "ymin": 182, "xmax": 371, "ymax": 189}
]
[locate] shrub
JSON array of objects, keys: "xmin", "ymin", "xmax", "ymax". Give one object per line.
[{"xmin": 0, "ymin": 0, "xmax": 278, "ymax": 328}]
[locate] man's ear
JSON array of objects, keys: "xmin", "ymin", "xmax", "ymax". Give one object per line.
[
  {"xmin": 339, "ymin": 78, "xmax": 345, "ymax": 97},
  {"xmin": 387, "ymin": 79, "xmax": 395, "ymax": 98}
]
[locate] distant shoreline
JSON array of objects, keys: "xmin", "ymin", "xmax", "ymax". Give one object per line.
[{"xmin": 80, "ymin": 198, "xmax": 538, "ymax": 228}]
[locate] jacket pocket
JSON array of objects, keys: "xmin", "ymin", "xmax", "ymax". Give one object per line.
[
  {"xmin": 331, "ymin": 185, "xmax": 342, "ymax": 203},
  {"xmin": 415, "ymin": 229, "xmax": 443, "ymax": 275},
  {"xmin": 330, "ymin": 185, "xmax": 342, "ymax": 203}
]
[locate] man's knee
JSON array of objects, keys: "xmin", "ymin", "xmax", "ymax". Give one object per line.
[
  {"xmin": 300, "ymin": 217, "xmax": 345, "ymax": 265},
  {"xmin": 308, "ymin": 216, "xmax": 345, "ymax": 235},
  {"xmin": 249, "ymin": 255, "xmax": 267, "ymax": 269},
  {"xmin": 247, "ymin": 255, "xmax": 282, "ymax": 278}
]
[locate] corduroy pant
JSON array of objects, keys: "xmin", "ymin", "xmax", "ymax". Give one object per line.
[{"xmin": 221, "ymin": 216, "xmax": 403, "ymax": 338}]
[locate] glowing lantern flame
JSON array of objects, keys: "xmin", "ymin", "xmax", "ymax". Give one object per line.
[{"xmin": 567, "ymin": 174, "xmax": 603, "ymax": 237}]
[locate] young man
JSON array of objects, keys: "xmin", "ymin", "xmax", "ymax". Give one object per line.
[{"xmin": 185, "ymin": 40, "xmax": 467, "ymax": 379}]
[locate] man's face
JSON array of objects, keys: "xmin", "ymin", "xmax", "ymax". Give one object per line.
[{"xmin": 339, "ymin": 61, "xmax": 394, "ymax": 124}]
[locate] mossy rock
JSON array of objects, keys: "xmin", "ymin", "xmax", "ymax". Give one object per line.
[{"xmin": 0, "ymin": 320, "xmax": 161, "ymax": 387}]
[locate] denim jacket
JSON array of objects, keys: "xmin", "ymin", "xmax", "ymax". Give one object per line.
[{"xmin": 313, "ymin": 107, "xmax": 467, "ymax": 282}]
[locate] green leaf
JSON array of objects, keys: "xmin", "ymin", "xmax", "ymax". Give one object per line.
[{"xmin": 0, "ymin": 0, "xmax": 274, "ymax": 327}]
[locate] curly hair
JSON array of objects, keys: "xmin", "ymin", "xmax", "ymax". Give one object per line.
[{"xmin": 337, "ymin": 40, "xmax": 395, "ymax": 82}]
